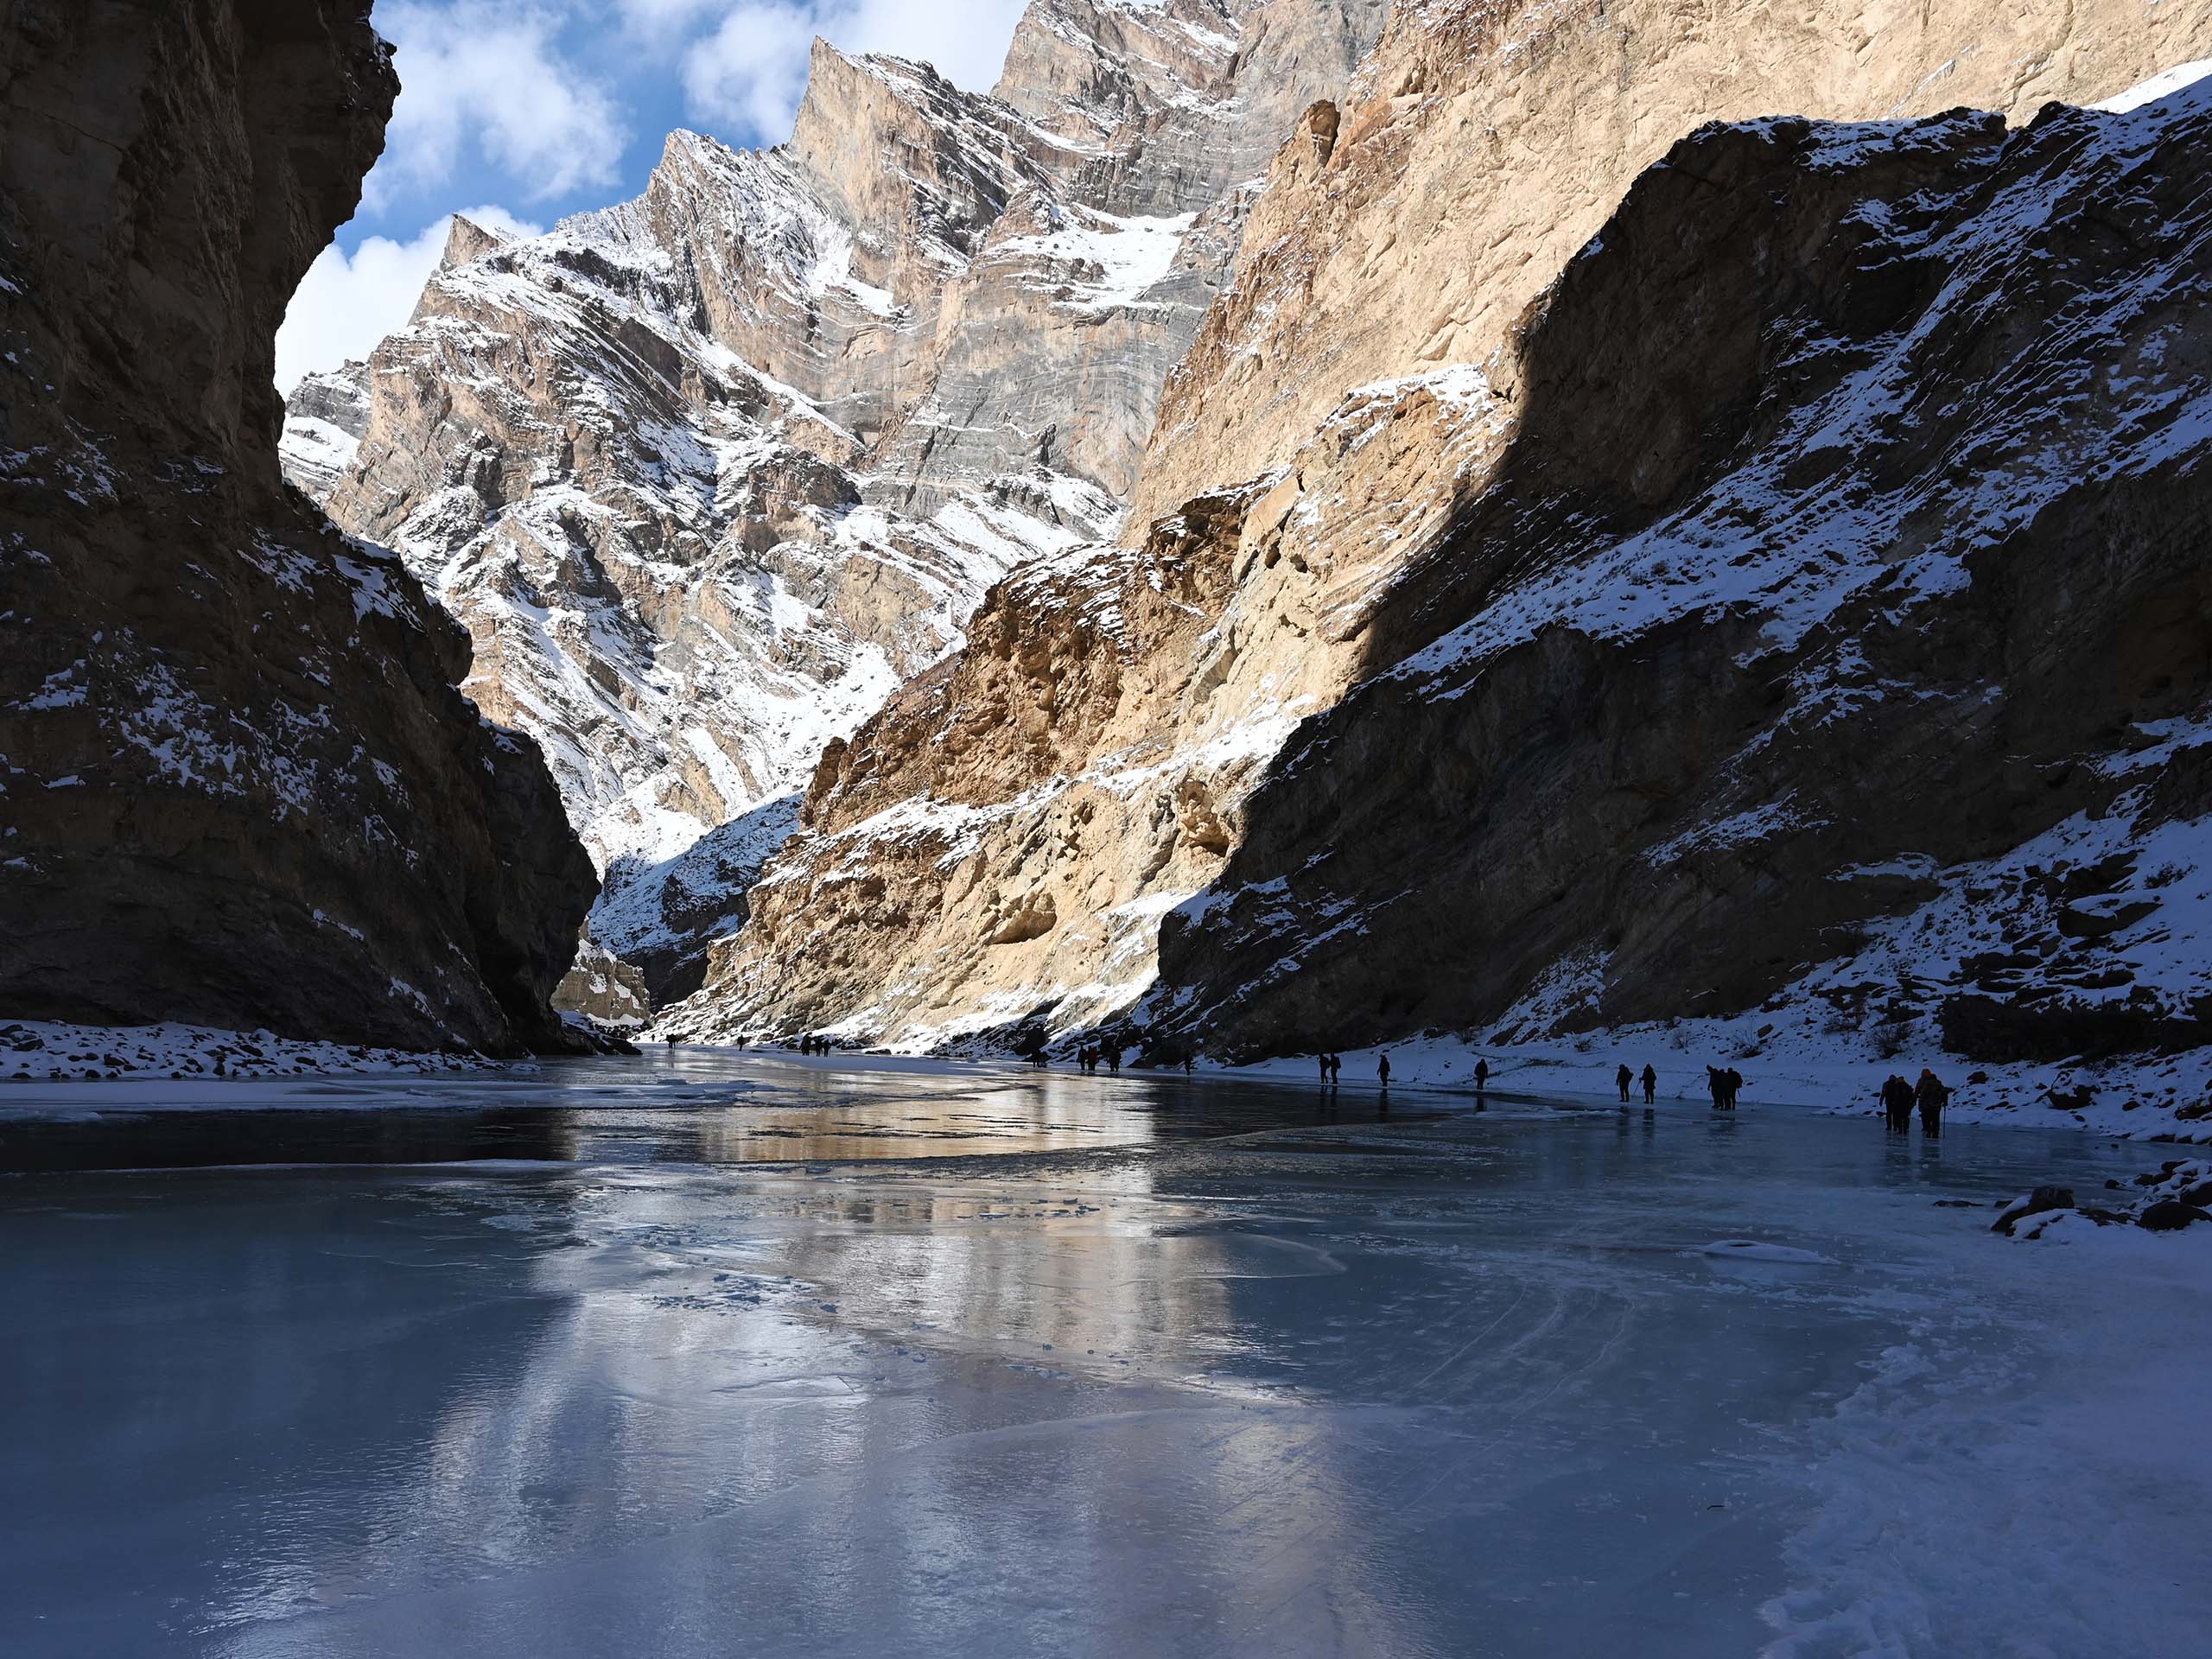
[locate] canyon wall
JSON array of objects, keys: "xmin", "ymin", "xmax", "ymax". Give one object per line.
[
  {"xmin": 672, "ymin": 4, "xmax": 2211, "ymax": 1064},
  {"xmin": 287, "ymin": 0, "xmax": 1387, "ymax": 1006},
  {"xmin": 1154, "ymin": 81, "xmax": 2212, "ymax": 1065},
  {"xmin": 0, "ymin": 0, "xmax": 595, "ymax": 1052}
]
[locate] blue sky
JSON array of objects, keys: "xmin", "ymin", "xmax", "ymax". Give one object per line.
[{"xmin": 276, "ymin": 0, "xmax": 1032, "ymax": 392}]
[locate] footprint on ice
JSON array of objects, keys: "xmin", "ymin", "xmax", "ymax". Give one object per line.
[{"xmin": 1691, "ymin": 1239, "xmax": 1838, "ymax": 1266}]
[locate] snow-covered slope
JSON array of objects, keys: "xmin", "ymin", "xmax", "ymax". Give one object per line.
[
  {"xmin": 1147, "ymin": 74, "xmax": 2212, "ymax": 1122},
  {"xmin": 284, "ymin": 0, "xmax": 1386, "ymax": 1004},
  {"xmin": 674, "ymin": 48, "xmax": 2212, "ymax": 1146}
]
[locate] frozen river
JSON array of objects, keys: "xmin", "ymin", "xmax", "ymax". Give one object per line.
[{"xmin": 3, "ymin": 1054, "xmax": 2208, "ymax": 1656}]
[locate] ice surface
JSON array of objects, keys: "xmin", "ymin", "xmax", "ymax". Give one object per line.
[{"xmin": 3, "ymin": 1060, "xmax": 2208, "ymax": 1657}]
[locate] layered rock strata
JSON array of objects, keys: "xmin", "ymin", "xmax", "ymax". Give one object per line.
[
  {"xmin": 287, "ymin": 0, "xmax": 1386, "ymax": 1001},
  {"xmin": 676, "ymin": 48, "xmax": 2212, "ymax": 1060},
  {"xmin": 1153, "ymin": 79, "xmax": 2212, "ymax": 1062},
  {"xmin": 1, "ymin": 0, "xmax": 594, "ymax": 1052},
  {"xmin": 1131, "ymin": 0, "xmax": 2212, "ymax": 528}
]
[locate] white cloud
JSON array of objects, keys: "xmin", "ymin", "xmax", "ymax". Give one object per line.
[
  {"xmin": 833, "ymin": 0, "xmax": 1032, "ymax": 92},
  {"xmin": 613, "ymin": 0, "xmax": 726, "ymax": 42},
  {"xmin": 273, "ymin": 207, "xmax": 541, "ymax": 394},
  {"xmin": 680, "ymin": 0, "xmax": 1031, "ymax": 142},
  {"xmin": 682, "ymin": 5, "xmax": 821, "ymax": 140},
  {"xmin": 368, "ymin": 2, "xmax": 627, "ymax": 208}
]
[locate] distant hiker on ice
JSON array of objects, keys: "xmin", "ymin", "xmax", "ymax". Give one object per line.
[
  {"xmin": 1319, "ymin": 1052, "xmax": 1331, "ymax": 1084},
  {"xmin": 1377, "ymin": 1053, "xmax": 1391, "ymax": 1088},
  {"xmin": 1474, "ymin": 1058, "xmax": 1490, "ymax": 1094},
  {"xmin": 1881, "ymin": 1075, "xmax": 1914, "ymax": 1133},
  {"xmin": 1916, "ymin": 1068, "xmax": 1950, "ymax": 1135},
  {"xmin": 1328, "ymin": 1053, "xmax": 1341, "ymax": 1085},
  {"xmin": 1707, "ymin": 1066, "xmax": 1726, "ymax": 1110},
  {"xmin": 1641, "ymin": 1064, "xmax": 1656, "ymax": 1104},
  {"xmin": 1616, "ymin": 1064, "xmax": 1632, "ymax": 1103}
]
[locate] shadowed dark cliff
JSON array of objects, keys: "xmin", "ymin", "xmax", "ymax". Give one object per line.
[
  {"xmin": 1154, "ymin": 90, "xmax": 2212, "ymax": 1061},
  {"xmin": 0, "ymin": 0, "xmax": 597, "ymax": 1051}
]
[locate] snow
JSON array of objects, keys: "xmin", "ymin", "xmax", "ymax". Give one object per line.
[
  {"xmin": 997, "ymin": 207, "xmax": 1197, "ymax": 314},
  {"xmin": 2094, "ymin": 59, "xmax": 2212, "ymax": 113},
  {"xmin": 0, "ymin": 1019, "xmax": 493, "ymax": 1084},
  {"xmin": 592, "ymin": 792, "xmax": 804, "ymax": 966},
  {"xmin": 3, "ymin": 1067, "xmax": 2207, "ymax": 1656},
  {"xmin": 1390, "ymin": 83, "xmax": 2212, "ymax": 691},
  {"xmin": 278, "ymin": 414, "xmax": 360, "ymax": 478}
]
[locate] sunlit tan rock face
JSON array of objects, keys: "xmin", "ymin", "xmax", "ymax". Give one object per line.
[
  {"xmin": 673, "ymin": 366, "xmax": 1507, "ymax": 1047},
  {"xmin": 1129, "ymin": 0, "xmax": 2212, "ymax": 531},
  {"xmin": 1, "ymin": 1, "xmax": 595, "ymax": 1052},
  {"xmin": 672, "ymin": 4, "xmax": 2212, "ymax": 1060},
  {"xmin": 286, "ymin": 0, "xmax": 1385, "ymax": 1007},
  {"xmin": 1147, "ymin": 83, "xmax": 2212, "ymax": 1062}
]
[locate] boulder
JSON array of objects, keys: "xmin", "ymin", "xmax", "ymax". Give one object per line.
[{"xmin": 2137, "ymin": 1200, "xmax": 2211, "ymax": 1233}]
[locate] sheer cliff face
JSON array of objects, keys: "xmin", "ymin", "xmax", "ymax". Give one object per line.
[
  {"xmin": 675, "ymin": 13, "xmax": 2212, "ymax": 1055},
  {"xmin": 1129, "ymin": 0, "xmax": 2212, "ymax": 531},
  {"xmin": 287, "ymin": 0, "xmax": 1388, "ymax": 958},
  {"xmin": 1154, "ymin": 83, "xmax": 2212, "ymax": 1060},
  {"xmin": 0, "ymin": 2, "xmax": 595, "ymax": 1052},
  {"xmin": 677, "ymin": 365, "xmax": 1505, "ymax": 1046}
]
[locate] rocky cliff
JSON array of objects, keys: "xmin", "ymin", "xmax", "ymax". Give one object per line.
[
  {"xmin": 285, "ymin": 0, "xmax": 1387, "ymax": 1007},
  {"xmin": 1152, "ymin": 79, "xmax": 2212, "ymax": 1067},
  {"xmin": 1130, "ymin": 0, "xmax": 2212, "ymax": 529},
  {"xmin": 668, "ymin": 6, "xmax": 2212, "ymax": 1057},
  {"xmin": 0, "ymin": 0, "xmax": 595, "ymax": 1052}
]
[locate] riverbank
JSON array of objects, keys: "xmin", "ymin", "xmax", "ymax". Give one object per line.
[{"xmin": 1206, "ymin": 1018, "xmax": 2212, "ymax": 1141}]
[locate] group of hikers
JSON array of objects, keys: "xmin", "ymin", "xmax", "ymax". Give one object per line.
[
  {"xmin": 1614, "ymin": 1063, "xmax": 1660, "ymax": 1104},
  {"xmin": 683, "ymin": 1036, "xmax": 1956, "ymax": 1129},
  {"xmin": 1317, "ymin": 1052, "xmax": 1399, "ymax": 1087},
  {"xmin": 1880, "ymin": 1069, "xmax": 1951, "ymax": 1135}
]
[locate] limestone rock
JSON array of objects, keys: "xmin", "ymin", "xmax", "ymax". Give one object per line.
[
  {"xmin": 678, "ymin": 53, "xmax": 2212, "ymax": 1064},
  {"xmin": 287, "ymin": 0, "xmax": 1386, "ymax": 1006},
  {"xmin": 1152, "ymin": 86, "xmax": 2212, "ymax": 1062},
  {"xmin": 1, "ymin": 0, "xmax": 595, "ymax": 1052},
  {"xmin": 1129, "ymin": 0, "xmax": 2212, "ymax": 531}
]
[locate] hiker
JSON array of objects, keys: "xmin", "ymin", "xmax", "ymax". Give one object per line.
[
  {"xmin": 1328, "ymin": 1053, "xmax": 1341, "ymax": 1085},
  {"xmin": 1707, "ymin": 1066, "xmax": 1726, "ymax": 1110},
  {"xmin": 1108, "ymin": 1047, "xmax": 1122, "ymax": 1073},
  {"xmin": 1881, "ymin": 1075, "xmax": 1913, "ymax": 1133},
  {"xmin": 1641, "ymin": 1064, "xmax": 1656, "ymax": 1104},
  {"xmin": 1724, "ymin": 1068, "xmax": 1744, "ymax": 1111},
  {"xmin": 1377, "ymin": 1053, "xmax": 1391, "ymax": 1088},
  {"xmin": 1183, "ymin": 1053, "xmax": 1196, "ymax": 1075},
  {"xmin": 1616, "ymin": 1064, "xmax": 1632, "ymax": 1103},
  {"xmin": 1319, "ymin": 1052, "xmax": 1331, "ymax": 1083},
  {"xmin": 1474, "ymin": 1058, "xmax": 1490, "ymax": 1094},
  {"xmin": 1916, "ymin": 1068, "xmax": 1950, "ymax": 1136}
]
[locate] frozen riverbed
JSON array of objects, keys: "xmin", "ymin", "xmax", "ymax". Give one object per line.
[{"xmin": 3, "ymin": 1057, "xmax": 2208, "ymax": 1656}]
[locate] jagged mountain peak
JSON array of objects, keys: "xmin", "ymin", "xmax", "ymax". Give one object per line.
[
  {"xmin": 283, "ymin": 0, "xmax": 1387, "ymax": 1013},
  {"xmin": 665, "ymin": 9, "xmax": 2212, "ymax": 1066},
  {"xmin": 439, "ymin": 212, "xmax": 512, "ymax": 271}
]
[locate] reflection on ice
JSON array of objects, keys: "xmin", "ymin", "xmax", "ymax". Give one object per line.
[
  {"xmin": 0, "ymin": 1052, "xmax": 1414, "ymax": 1173},
  {"xmin": 3, "ymin": 1069, "xmax": 2209, "ymax": 1657}
]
